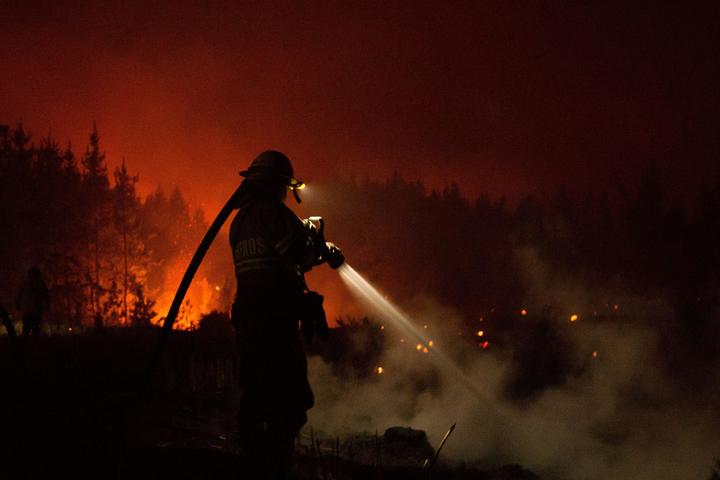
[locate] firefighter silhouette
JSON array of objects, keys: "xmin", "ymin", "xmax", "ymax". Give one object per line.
[
  {"xmin": 230, "ymin": 151, "xmax": 342, "ymax": 479},
  {"xmin": 15, "ymin": 267, "xmax": 50, "ymax": 337}
]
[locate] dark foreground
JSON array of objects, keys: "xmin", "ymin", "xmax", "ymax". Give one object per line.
[{"xmin": 0, "ymin": 329, "xmax": 538, "ymax": 479}]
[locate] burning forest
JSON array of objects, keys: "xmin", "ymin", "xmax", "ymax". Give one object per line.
[
  {"xmin": 2, "ymin": 2, "xmax": 720, "ymax": 479},
  {"xmin": 0, "ymin": 124, "xmax": 231, "ymax": 331}
]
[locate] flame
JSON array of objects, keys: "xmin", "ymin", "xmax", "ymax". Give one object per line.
[{"xmin": 152, "ymin": 258, "xmax": 225, "ymax": 330}]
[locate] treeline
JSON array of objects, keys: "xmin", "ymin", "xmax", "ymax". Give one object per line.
[
  {"xmin": 313, "ymin": 170, "xmax": 720, "ymax": 324},
  {"xmin": 0, "ymin": 122, "xmax": 213, "ymax": 327},
  {"xmin": 4, "ymin": 120, "xmax": 720, "ymax": 344}
]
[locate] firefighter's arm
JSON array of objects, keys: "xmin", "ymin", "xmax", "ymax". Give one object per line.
[
  {"xmin": 270, "ymin": 208, "xmax": 344, "ymax": 271},
  {"xmin": 298, "ymin": 217, "xmax": 344, "ymax": 269},
  {"xmin": 269, "ymin": 208, "xmax": 316, "ymax": 271}
]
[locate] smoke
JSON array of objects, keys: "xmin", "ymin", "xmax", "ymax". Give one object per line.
[{"xmin": 306, "ymin": 258, "xmax": 720, "ymax": 479}]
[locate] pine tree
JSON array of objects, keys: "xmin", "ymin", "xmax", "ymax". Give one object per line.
[
  {"xmin": 113, "ymin": 158, "xmax": 141, "ymax": 325},
  {"xmin": 81, "ymin": 122, "xmax": 111, "ymax": 319},
  {"xmin": 130, "ymin": 284, "xmax": 156, "ymax": 328}
]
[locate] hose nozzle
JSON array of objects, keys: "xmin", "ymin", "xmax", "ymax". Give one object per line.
[{"xmin": 325, "ymin": 242, "xmax": 345, "ymax": 269}]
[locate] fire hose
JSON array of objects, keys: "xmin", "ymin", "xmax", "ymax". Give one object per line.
[
  {"xmin": 145, "ymin": 185, "xmax": 244, "ymax": 382},
  {"xmin": 145, "ymin": 185, "xmax": 344, "ymax": 383}
]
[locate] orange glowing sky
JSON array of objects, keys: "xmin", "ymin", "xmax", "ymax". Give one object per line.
[{"xmin": 2, "ymin": 1, "xmax": 719, "ymax": 217}]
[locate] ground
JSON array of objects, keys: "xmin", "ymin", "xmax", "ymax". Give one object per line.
[{"xmin": 0, "ymin": 328, "xmax": 538, "ymax": 479}]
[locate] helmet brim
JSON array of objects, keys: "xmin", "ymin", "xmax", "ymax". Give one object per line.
[{"xmin": 240, "ymin": 168, "xmax": 303, "ymax": 188}]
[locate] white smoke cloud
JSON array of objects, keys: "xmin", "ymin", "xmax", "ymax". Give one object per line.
[{"xmin": 305, "ymin": 258, "xmax": 720, "ymax": 479}]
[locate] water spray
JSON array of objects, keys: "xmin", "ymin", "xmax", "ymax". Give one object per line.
[{"xmin": 337, "ymin": 263, "xmax": 487, "ymax": 401}]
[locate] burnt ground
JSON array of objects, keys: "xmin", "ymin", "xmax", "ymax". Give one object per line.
[{"xmin": 0, "ymin": 328, "xmax": 539, "ymax": 480}]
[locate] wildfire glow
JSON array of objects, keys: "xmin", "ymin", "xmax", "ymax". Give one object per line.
[{"xmin": 153, "ymin": 258, "xmax": 225, "ymax": 330}]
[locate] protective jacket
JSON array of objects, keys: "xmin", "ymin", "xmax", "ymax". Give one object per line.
[{"xmin": 229, "ymin": 195, "xmax": 314, "ymax": 294}]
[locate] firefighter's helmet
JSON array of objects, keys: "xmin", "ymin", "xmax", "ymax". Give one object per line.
[{"xmin": 240, "ymin": 151, "xmax": 303, "ymax": 189}]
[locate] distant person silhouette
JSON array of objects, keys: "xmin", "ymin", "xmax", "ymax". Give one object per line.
[
  {"xmin": 230, "ymin": 151, "xmax": 342, "ymax": 479},
  {"xmin": 0, "ymin": 303, "xmax": 16, "ymax": 338},
  {"xmin": 15, "ymin": 267, "xmax": 50, "ymax": 337}
]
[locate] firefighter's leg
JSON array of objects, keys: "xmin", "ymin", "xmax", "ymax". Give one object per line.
[
  {"xmin": 265, "ymin": 410, "xmax": 306, "ymax": 480},
  {"xmin": 237, "ymin": 414, "xmax": 272, "ymax": 479},
  {"xmin": 237, "ymin": 399, "xmax": 307, "ymax": 479}
]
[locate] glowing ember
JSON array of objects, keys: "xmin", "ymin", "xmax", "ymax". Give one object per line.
[
  {"xmin": 570, "ymin": 314, "xmax": 579, "ymax": 322},
  {"xmin": 477, "ymin": 330, "xmax": 484, "ymax": 337}
]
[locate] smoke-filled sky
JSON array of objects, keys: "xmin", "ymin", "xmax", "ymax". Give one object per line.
[{"xmin": 2, "ymin": 1, "xmax": 719, "ymax": 214}]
